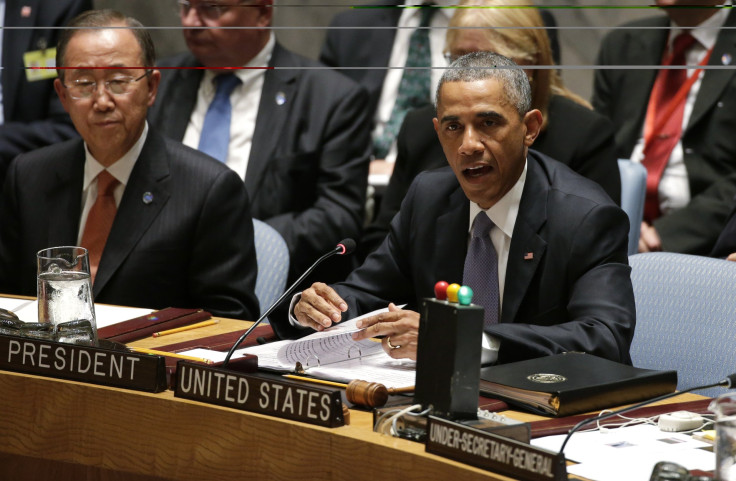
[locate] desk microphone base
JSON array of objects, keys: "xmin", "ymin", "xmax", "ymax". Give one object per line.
[{"xmin": 372, "ymin": 404, "xmax": 530, "ymax": 444}]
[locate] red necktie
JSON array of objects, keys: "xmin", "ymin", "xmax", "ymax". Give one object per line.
[
  {"xmin": 80, "ymin": 170, "xmax": 119, "ymax": 283},
  {"xmin": 641, "ymin": 32, "xmax": 697, "ymax": 223}
]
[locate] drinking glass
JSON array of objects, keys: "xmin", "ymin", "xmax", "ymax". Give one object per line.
[
  {"xmin": 710, "ymin": 393, "xmax": 736, "ymax": 481},
  {"xmin": 37, "ymin": 246, "xmax": 97, "ymax": 344}
]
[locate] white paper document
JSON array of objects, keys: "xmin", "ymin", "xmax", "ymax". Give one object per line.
[
  {"xmin": 532, "ymin": 424, "xmax": 714, "ymax": 481},
  {"xmin": 180, "ymin": 307, "xmax": 417, "ymax": 389},
  {"xmin": 0, "ymin": 296, "xmax": 152, "ymax": 328}
]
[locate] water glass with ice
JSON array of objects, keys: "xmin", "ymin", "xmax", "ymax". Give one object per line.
[{"xmin": 37, "ymin": 246, "xmax": 98, "ymax": 344}]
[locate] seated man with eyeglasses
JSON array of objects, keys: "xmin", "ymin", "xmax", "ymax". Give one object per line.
[
  {"xmin": 149, "ymin": 0, "xmax": 371, "ymax": 286},
  {"xmin": 0, "ymin": 10, "xmax": 260, "ymax": 321}
]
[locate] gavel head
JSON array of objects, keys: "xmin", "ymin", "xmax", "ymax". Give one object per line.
[{"xmin": 346, "ymin": 379, "xmax": 389, "ymax": 408}]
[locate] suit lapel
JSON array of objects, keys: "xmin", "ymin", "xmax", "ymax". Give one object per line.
[
  {"xmin": 501, "ymin": 156, "xmax": 548, "ymax": 324},
  {"xmin": 245, "ymin": 43, "xmax": 297, "ymax": 197},
  {"xmin": 687, "ymin": 9, "xmax": 736, "ymax": 129},
  {"xmin": 3, "ymin": 0, "xmax": 40, "ymax": 120},
  {"xmin": 627, "ymin": 18, "xmax": 669, "ymax": 115},
  {"xmin": 46, "ymin": 141, "xmax": 85, "ymax": 247},
  {"xmin": 432, "ymin": 186, "xmax": 469, "ymax": 285},
  {"xmin": 362, "ymin": 3, "xmax": 401, "ymax": 91},
  {"xmin": 93, "ymin": 133, "xmax": 171, "ymax": 296},
  {"xmin": 164, "ymin": 56, "xmax": 202, "ymax": 141}
]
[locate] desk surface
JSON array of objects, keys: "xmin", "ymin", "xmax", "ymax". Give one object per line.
[{"xmin": 0, "ymin": 313, "xmax": 704, "ymax": 481}]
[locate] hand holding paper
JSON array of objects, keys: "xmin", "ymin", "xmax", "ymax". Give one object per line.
[{"xmin": 351, "ymin": 303, "xmax": 419, "ymax": 360}]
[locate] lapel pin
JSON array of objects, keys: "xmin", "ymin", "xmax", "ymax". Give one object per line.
[
  {"xmin": 524, "ymin": 252, "xmax": 534, "ymax": 261},
  {"xmin": 142, "ymin": 192, "xmax": 154, "ymax": 204},
  {"xmin": 722, "ymin": 53, "xmax": 732, "ymax": 66},
  {"xmin": 21, "ymin": 6, "xmax": 31, "ymax": 17},
  {"xmin": 275, "ymin": 91, "xmax": 286, "ymax": 106}
]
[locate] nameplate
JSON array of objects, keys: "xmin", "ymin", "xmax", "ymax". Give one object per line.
[
  {"xmin": 0, "ymin": 334, "xmax": 167, "ymax": 392},
  {"xmin": 174, "ymin": 361, "xmax": 345, "ymax": 428},
  {"xmin": 426, "ymin": 416, "xmax": 567, "ymax": 481}
]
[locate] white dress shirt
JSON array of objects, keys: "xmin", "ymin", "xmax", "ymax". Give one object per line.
[
  {"xmin": 373, "ymin": 0, "xmax": 456, "ymax": 163},
  {"xmin": 630, "ymin": 4, "xmax": 730, "ymax": 215},
  {"xmin": 182, "ymin": 33, "xmax": 275, "ymax": 181},
  {"xmin": 77, "ymin": 122, "xmax": 148, "ymax": 244}
]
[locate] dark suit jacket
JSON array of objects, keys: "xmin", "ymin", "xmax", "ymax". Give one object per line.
[
  {"xmin": 593, "ymin": 11, "xmax": 736, "ymax": 254},
  {"xmin": 148, "ymin": 44, "xmax": 371, "ymax": 283},
  {"xmin": 361, "ymin": 96, "xmax": 621, "ymax": 257},
  {"xmin": 0, "ymin": 0, "xmax": 90, "ymax": 187},
  {"xmin": 0, "ymin": 131, "xmax": 260, "ymax": 321},
  {"xmin": 710, "ymin": 194, "xmax": 736, "ymax": 258},
  {"xmin": 275, "ymin": 151, "xmax": 635, "ymax": 365},
  {"xmin": 319, "ymin": 1, "xmax": 561, "ymax": 119}
]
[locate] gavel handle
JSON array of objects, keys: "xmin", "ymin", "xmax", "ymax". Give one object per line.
[{"xmin": 388, "ymin": 386, "xmax": 415, "ymax": 394}]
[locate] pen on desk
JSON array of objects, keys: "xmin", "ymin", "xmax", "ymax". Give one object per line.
[
  {"xmin": 282, "ymin": 374, "xmax": 348, "ymax": 389},
  {"xmin": 152, "ymin": 319, "xmax": 219, "ymax": 338},
  {"xmin": 130, "ymin": 347, "xmax": 213, "ymax": 364}
]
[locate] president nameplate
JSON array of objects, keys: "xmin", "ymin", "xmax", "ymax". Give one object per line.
[
  {"xmin": 175, "ymin": 361, "xmax": 345, "ymax": 428},
  {"xmin": 0, "ymin": 334, "xmax": 167, "ymax": 392},
  {"xmin": 426, "ymin": 416, "xmax": 567, "ymax": 481}
]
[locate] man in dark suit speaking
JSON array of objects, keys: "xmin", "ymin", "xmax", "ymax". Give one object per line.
[
  {"xmin": 0, "ymin": 10, "xmax": 259, "ymax": 321},
  {"xmin": 289, "ymin": 52, "xmax": 635, "ymax": 365}
]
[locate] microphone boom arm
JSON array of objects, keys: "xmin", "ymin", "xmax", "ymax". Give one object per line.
[{"xmin": 222, "ymin": 241, "xmax": 353, "ymax": 367}]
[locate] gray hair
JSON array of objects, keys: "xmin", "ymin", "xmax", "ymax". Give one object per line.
[
  {"xmin": 56, "ymin": 10, "xmax": 156, "ymax": 81},
  {"xmin": 435, "ymin": 51, "xmax": 532, "ymax": 117}
]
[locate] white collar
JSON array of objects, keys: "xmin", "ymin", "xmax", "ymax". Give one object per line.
[
  {"xmin": 83, "ymin": 121, "xmax": 148, "ymax": 189},
  {"xmin": 468, "ymin": 159, "xmax": 527, "ymax": 238}
]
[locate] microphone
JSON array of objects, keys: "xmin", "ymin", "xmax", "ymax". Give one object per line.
[
  {"xmin": 558, "ymin": 373, "xmax": 736, "ymax": 453},
  {"xmin": 221, "ymin": 238, "xmax": 356, "ymax": 367}
]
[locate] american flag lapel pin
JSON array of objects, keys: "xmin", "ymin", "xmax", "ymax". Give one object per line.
[
  {"xmin": 21, "ymin": 6, "xmax": 32, "ymax": 17},
  {"xmin": 524, "ymin": 252, "xmax": 534, "ymax": 261}
]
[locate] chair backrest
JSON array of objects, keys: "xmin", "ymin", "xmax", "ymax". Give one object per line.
[
  {"xmin": 252, "ymin": 219, "xmax": 289, "ymax": 316},
  {"xmin": 618, "ymin": 159, "xmax": 647, "ymax": 256},
  {"xmin": 629, "ymin": 252, "xmax": 736, "ymax": 397}
]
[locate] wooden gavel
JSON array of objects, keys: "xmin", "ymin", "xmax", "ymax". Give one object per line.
[
  {"xmin": 346, "ymin": 379, "xmax": 414, "ymax": 408},
  {"xmin": 284, "ymin": 375, "xmax": 414, "ymax": 408}
]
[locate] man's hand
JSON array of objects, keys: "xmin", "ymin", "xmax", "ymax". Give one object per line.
[
  {"xmin": 293, "ymin": 282, "xmax": 347, "ymax": 331},
  {"xmin": 351, "ymin": 303, "xmax": 419, "ymax": 360},
  {"xmin": 639, "ymin": 221, "xmax": 662, "ymax": 253},
  {"xmin": 727, "ymin": 253, "xmax": 736, "ymax": 262}
]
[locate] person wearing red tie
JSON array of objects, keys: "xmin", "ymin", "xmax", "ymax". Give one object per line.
[
  {"xmin": 0, "ymin": 10, "xmax": 259, "ymax": 321},
  {"xmin": 594, "ymin": 0, "xmax": 736, "ymax": 255},
  {"xmin": 285, "ymin": 53, "xmax": 635, "ymax": 367}
]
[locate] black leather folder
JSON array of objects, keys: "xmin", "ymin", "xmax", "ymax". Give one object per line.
[{"xmin": 479, "ymin": 352, "xmax": 677, "ymax": 417}]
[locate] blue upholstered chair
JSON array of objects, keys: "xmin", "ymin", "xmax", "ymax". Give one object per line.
[
  {"xmin": 629, "ymin": 252, "xmax": 736, "ymax": 397},
  {"xmin": 618, "ymin": 159, "xmax": 647, "ymax": 256},
  {"xmin": 252, "ymin": 219, "xmax": 289, "ymax": 318}
]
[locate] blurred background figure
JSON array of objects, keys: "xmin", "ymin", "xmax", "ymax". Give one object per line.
[
  {"xmin": 594, "ymin": 0, "xmax": 736, "ymax": 255},
  {"xmin": 361, "ymin": 0, "xmax": 620, "ymax": 259},
  {"xmin": 0, "ymin": 0, "xmax": 92, "ymax": 191},
  {"xmin": 149, "ymin": 0, "xmax": 371, "ymax": 285}
]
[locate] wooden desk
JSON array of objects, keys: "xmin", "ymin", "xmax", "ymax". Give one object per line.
[
  {"xmin": 0, "ymin": 313, "xmax": 708, "ymax": 481},
  {"xmin": 0, "ymin": 315, "xmax": 520, "ymax": 481}
]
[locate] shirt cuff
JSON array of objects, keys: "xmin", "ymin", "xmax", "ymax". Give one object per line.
[
  {"xmin": 481, "ymin": 332, "xmax": 501, "ymax": 365},
  {"xmin": 287, "ymin": 292, "xmax": 302, "ymax": 327}
]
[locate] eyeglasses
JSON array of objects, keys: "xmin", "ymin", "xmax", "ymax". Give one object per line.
[
  {"xmin": 62, "ymin": 71, "xmax": 150, "ymax": 100},
  {"xmin": 177, "ymin": 0, "xmax": 250, "ymax": 21}
]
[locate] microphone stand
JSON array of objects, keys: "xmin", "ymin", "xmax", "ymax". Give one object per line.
[{"xmin": 221, "ymin": 242, "xmax": 352, "ymax": 367}]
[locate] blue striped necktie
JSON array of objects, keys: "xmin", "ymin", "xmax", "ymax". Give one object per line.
[{"xmin": 198, "ymin": 73, "xmax": 242, "ymax": 163}]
